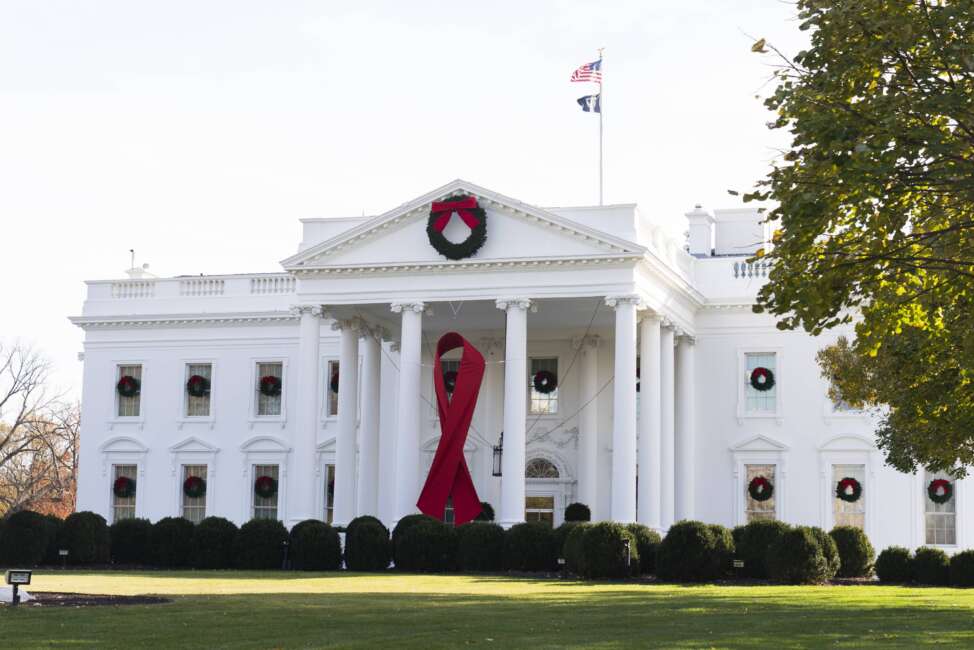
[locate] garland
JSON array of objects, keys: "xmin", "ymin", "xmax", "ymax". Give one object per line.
[
  {"xmin": 426, "ymin": 195, "xmax": 488, "ymax": 260},
  {"xmin": 835, "ymin": 477, "xmax": 862, "ymax": 503},
  {"xmin": 749, "ymin": 367, "xmax": 775, "ymax": 392},
  {"xmin": 748, "ymin": 476, "xmax": 774, "ymax": 502},
  {"xmin": 183, "ymin": 475, "xmax": 206, "ymax": 499},
  {"xmin": 928, "ymin": 478, "xmax": 953, "ymax": 505},
  {"xmin": 186, "ymin": 374, "xmax": 211, "ymax": 398},
  {"xmin": 113, "ymin": 476, "xmax": 136, "ymax": 498},
  {"xmin": 254, "ymin": 475, "xmax": 278, "ymax": 499},
  {"xmin": 533, "ymin": 370, "xmax": 558, "ymax": 394},
  {"xmin": 443, "ymin": 370, "xmax": 458, "ymax": 394},
  {"xmin": 330, "ymin": 371, "xmax": 339, "ymax": 395},
  {"xmin": 116, "ymin": 375, "xmax": 141, "ymax": 398},
  {"xmin": 259, "ymin": 375, "xmax": 282, "ymax": 397}
]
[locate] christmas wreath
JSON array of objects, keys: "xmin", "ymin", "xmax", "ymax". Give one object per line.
[
  {"xmin": 254, "ymin": 475, "xmax": 278, "ymax": 499},
  {"xmin": 427, "ymin": 195, "xmax": 488, "ymax": 260},
  {"xmin": 748, "ymin": 476, "xmax": 774, "ymax": 502},
  {"xmin": 113, "ymin": 476, "xmax": 136, "ymax": 498},
  {"xmin": 533, "ymin": 369, "xmax": 558, "ymax": 394},
  {"xmin": 443, "ymin": 370, "xmax": 458, "ymax": 394},
  {"xmin": 928, "ymin": 478, "xmax": 953, "ymax": 505},
  {"xmin": 259, "ymin": 375, "xmax": 282, "ymax": 397},
  {"xmin": 749, "ymin": 367, "xmax": 775, "ymax": 392},
  {"xmin": 329, "ymin": 371, "xmax": 339, "ymax": 395},
  {"xmin": 116, "ymin": 375, "xmax": 141, "ymax": 398},
  {"xmin": 186, "ymin": 374, "xmax": 210, "ymax": 398},
  {"xmin": 183, "ymin": 475, "xmax": 206, "ymax": 499},
  {"xmin": 835, "ymin": 477, "xmax": 862, "ymax": 503}
]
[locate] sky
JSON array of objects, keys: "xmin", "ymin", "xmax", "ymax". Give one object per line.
[{"xmin": 0, "ymin": 1, "xmax": 808, "ymax": 397}]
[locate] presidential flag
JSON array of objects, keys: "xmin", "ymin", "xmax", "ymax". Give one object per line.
[
  {"xmin": 570, "ymin": 59, "xmax": 603, "ymax": 84},
  {"xmin": 577, "ymin": 94, "xmax": 601, "ymax": 113}
]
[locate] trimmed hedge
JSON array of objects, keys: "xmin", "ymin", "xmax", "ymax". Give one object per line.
[
  {"xmin": 554, "ymin": 522, "xmax": 581, "ymax": 561},
  {"xmin": 149, "ymin": 517, "xmax": 195, "ymax": 568},
  {"xmin": 732, "ymin": 520, "xmax": 790, "ymax": 579},
  {"xmin": 564, "ymin": 502, "xmax": 592, "ymax": 522},
  {"xmin": 192, "ymin": 517, "xmax": 238, "ymax": 569},
  {"xmin": 875, "ymin": 546, "xmax": 913, "ymax": 583},
  {"xmin": 457, "ymin": 522, "xmax": 505, "ymax": 572},
  {"xmin": 475, "ymin": 502, "xmax": 495, "ymax": 522},
  {"xmin": 709, "ymin": 524, "xmax": 736, "ymax": 578},
  {"xmin": 345, "ymin": 516, "xmax": 391, "ymax": 571},
  {"xmin": 656, "ymin": 520, "xmax": 723, "ymax": 582},
  {"xmin": 950, "ymin": 550, "xmax": 974, "ymax": 587},
  {"xmin": 564, "ymin": 523, "xmax": 592, "ymax": 576},
  {"xmin": 578, "ymin": 522, "xmax": 639, "ymax": 579},
  {"xmin": 0, "ymin": 510, "xmax": 59, "ymax": 566},
  {"xmin": 830, "ymin": 526, "xmax": 874, "ymax": 578},
  {"xmin": 392, "ymin": 514, "xmax": 437, "ymax": 566},
  {"xmin": 109, "ymin": 517, "xmax": 152, "ymax": 565},
  {"xmin": 290, "ymin": 520, "xmax": 342, "ymax": 571},
  {"xmin": 505, "ymin": 522, "xmax": 558, "ymax": 572},
  {"xmin": 810, "ymin": 527, "xmax": 840, "ymax": 579},
  {"xmin": 62, "ymin": 511, "xmax": 110, "ymax": 564},
  {"xmin": 625, "ymin": 524, "xmax": 661, "ymax": 575},
  {"xmin": 395, "ymin": 519, "xmax": 458, "ymax": 572},
  {"xmin": 914, "ymin": 546, "xmax": 950, "ymax": 585},
  {"xmin": 233, "ymin": 518, "xmax": 288, "ymax": 569},
  {"xmin": 768, "ymin": 526, "xmax": 835, "ymax": 584}
]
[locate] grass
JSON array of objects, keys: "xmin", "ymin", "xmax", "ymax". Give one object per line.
[{"xmin": 3, "ymin": 571, "xmax": 974, "ymax": 648}]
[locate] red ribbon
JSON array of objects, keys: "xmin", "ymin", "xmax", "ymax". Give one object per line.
[
  {"xmin": 416, "ymin": 332, "xmax": 485, "ymax": 525},
  {"xmin": 430, "ymin": 197, "xmax": 481, "ymax": 233}
]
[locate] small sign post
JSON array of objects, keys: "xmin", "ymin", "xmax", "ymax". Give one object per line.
[
  {"xmin": 5, "ymin": 570, "xmax": 32, "ymax": 606},
  {"xmin": 59, "ymin": 549, "xmax": 69, "ymax": 569}
]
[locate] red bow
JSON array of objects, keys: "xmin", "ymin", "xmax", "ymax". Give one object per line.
[
  {"xmin": 430, "ymin": 197, "xmax": 481, "ymax": 233},
  {"xmin": 416, "ymin": 332, "xmax": 485, "ymax": 525}
]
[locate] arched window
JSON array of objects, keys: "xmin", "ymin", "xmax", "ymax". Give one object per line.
[{"xmin": 525, "ymin": 457, "xmax": 559, "ymax": 479}]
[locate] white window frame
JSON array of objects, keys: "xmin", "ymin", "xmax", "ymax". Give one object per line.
[
  {"xmin": 169, "ymin": 435, "xmax": 219, "ymax": 519},
  {"xmin": 110, "ymin": 360, "xmax": 146, "ymax": 426},
  {"xmin": 315, "ymin": 438, "xmax": 337, "ymax": 523},
  {"xmin": 917, "ymin": 471, "xmax": 962, "ymax": 550},
  {"xmin": 817, "ymin": 434, "xmax": 876, "ymax": 535},
  {"xmin": 99, "ymin": 435, "xmax": 148, "ymax": 522},
  {"xmin": 730, "ymin": 434, "xmax": 789, "ymax": 526},
  {"xmin": 249, "ymin": 358, "xmax": 288, "ymax": 427},
  {"xmin": 240, "ymin": 435, "xmax": 290, "ymax": 522},
  {"xmin": 736, "ymin": 347, "xmax": 783, "ymax": 424},
  {"xmin": 528, "ymin": 356, "xmax": 561, "ymax": 416},
  {"xmin": 178, "ymin": 359, "xmax": 217, "ymax": 428}
]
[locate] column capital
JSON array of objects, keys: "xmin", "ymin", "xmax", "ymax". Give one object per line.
[
  {"xmin": 330, "ymin": 317, "xmax": 366, "ymax": 334},
  {"xmin": 661, "ymin": 317, "xmax": 677, "ymax": 330},
  {"xmin": 290, "ymin": 304, "xmax": 323, "ymax": 318},
  {"xmin": 637, "ymin": 309, "xmax": 663, "ymax": 324},
  {"xmin": 677, "ymin": 332, "xmax": 697, "ymax": 345},
  {"xmin": 571, "ymin": 334, "xmax": 601, "ymax": 351},
  {"xmin": 605, "ymin": 294, "xmax": 642, "ymax": 309},
  {"xmin": 495, "ymin": 297, "xmax": 532, "ymax": 312},
  {"xmin": 390, "ymin": 301, "xmax": 426, "ymax": 314}
]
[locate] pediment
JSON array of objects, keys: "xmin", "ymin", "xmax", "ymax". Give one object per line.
[
  {"xmin": 169, "ymin": 435, "xmax": 220, "ymax": 454},
  {"xmin": 282, "ymin": 179, "xmax": 644, "ymax": 272},
  {"xmin": 316, "ymin": 437, "xmax": 336, "ymax": 452},
  {"xmin": 100, "ymin": 435, "xmax": 148, "ymax": 454},
  {"xmin": 818, "ymin": 434, "xmax": 876, "ymax": 452},
  {"xmin": 730, "ymin": 434, "xmax": 789, "ymax": 452},
  {"xmin": 240, "ymin": 435, "xmax": 291, "ymax": 453}
]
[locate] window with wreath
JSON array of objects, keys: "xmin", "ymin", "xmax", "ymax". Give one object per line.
[
  {"xmin": 112, "ymin": 463, "xmax": 137, "ymax": 522},
  {"xmin": 326, "ymin": 361, "xmax": 339, "ymax": 417},
  {"xmin": 744, "ymin": 353, "xmax": 777, "ymax": 413},
  {"xmin": 323, "ymin": 463, "xmax": 335, "ymax": 524},
  {"xmin": 185, "ymin": 363, "xmax": 212, "ymax": 417},
  {"xmin": 529, "ymin": 358, "xmax": 559, "ymax": 415},
  {"xmin": 256, "ymin": 362, "xmax": 283, "ymax": 417},
  {"xmin": 745, "ymin": 463, "xmax": 776, "ymax": 522},
  {"xmin": 116, "ymin": 364, "xmax": 142, "ymax": 417},
  {"xmin": 253, "ymin": 463, "xmax": 280, "ymax": 520},
  {"xmin": 833, "ymin": 464, "xmax": 865, "ymax": 529},
  {"xmin": 181, "ymin": 464, "xmax": 207, "ymax": 523},
  {"xmin": 925, "ymin": 470, "xmax": 956, "ymax": 546}
]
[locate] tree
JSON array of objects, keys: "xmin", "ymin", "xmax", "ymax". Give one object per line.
[
  {"xmin": 0, "ymin": 342, "xmax": 80, "ymax": 516},
  {"xmin": 747, "ymin": 1, "xmax": 974, "ymax": 474}
]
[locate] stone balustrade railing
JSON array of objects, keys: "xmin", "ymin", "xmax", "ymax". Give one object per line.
[{"xmin": 92, "ymin": 273, "xmax": 296, "ymax": 302}]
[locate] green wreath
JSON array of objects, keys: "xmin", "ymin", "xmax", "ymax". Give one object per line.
[
  {"xmin": 748, "ymin": 476, "xmax": 774, "ymax": 502},
  {"xmin": 928, "ymin": 479, "xmax": 953, "ymax": 505},
  {"xmin": 426, "ymin": 195, "xmax": 488, "ymax": 260},
  {"xmin": 835, "ymin": 477, "xmax": 862, "ymax": 503}
]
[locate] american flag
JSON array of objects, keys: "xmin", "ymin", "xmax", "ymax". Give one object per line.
[{"xmin": 570, "ymin": 59, "xmax": 602, "ymax": 84}]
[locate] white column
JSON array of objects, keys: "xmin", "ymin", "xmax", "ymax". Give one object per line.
[
  {"xmin": 377, "ymin": 342, "xmax": 400, "ymax": 525},
  {"xmin": 607, "ymin": 295, "xmax": 639, "ymax": 523},
  {"xmin": 575, "ymin": 335, "xmax": 599, "ymax": 512},
  {"xmin": 638, "ymin": 314, "xmax": 662, "ymax": 530},
  {"xmin": 496, "ymin": 297, "xmax": 531, "ymax": 528},
  {"xmin": 391, "ymin": 301, "xmax": 424, "ymax": 524},
  {"xmin": 356, "ymin": 329, "xmax": 381, "ymax": 516},
  {"xmin": 332, "ymin": 321, "xmax": 360, "ymax": 526},
  {"xmin": 660, "ymin": 323, "xmax": 676, "ymax": 529},
  {"xmin": 291, "ymin": 305, "xmax": 321, "ymax": 524},
  {"xmin": 675, "ymin": 334, "xmax": 696, "ymax": 521}
]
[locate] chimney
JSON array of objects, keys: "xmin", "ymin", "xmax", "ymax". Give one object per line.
[
  {"xmin": 713, "ymin": 209, "xmax": 766, "ymax": 256},
  {"xmin": 684, "ymin": 205, "xmax": 714, "ymax": 257}
]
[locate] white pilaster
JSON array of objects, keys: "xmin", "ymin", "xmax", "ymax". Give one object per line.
[
  {"xmin": 638, "ymin": 314, "xmax": 662, "ymax": 530},
  {"xmin": 356, "ymin": 329, "xmax": 382, "ymax": 517},
  {"xmin": 291, "ymin": 304, "xmax": 321, "ymax": 524},
  {"xmin": 574, "ymin": 334, "xmax": 600, "ymax": 513},
  {"xmin": 391, "ymin": 301, "xmax": 424, "ymax": 524},
  {"xmin": 660, "ymin": 323, "xmax": 676, "ymax": 529},
  {"xmin": 332, "ymin": 320, "xmax": 360, "ymax": 526},
  {"xmin": 496, "ymin": 297, "xmax": 531, "ymax": 528},
  {"xmin": 675, "ymin": 334, "xmax": 696, "ymax": 521},
  {"xmin": 377, "ymin": 342, "xmax": 400, "ymax": 524},
  {"xmin": 606, "ymin": 295, "xmax": 639, "ymax": 523}
]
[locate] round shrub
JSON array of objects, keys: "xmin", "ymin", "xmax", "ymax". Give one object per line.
[
  {"xmin": 768, "ymin": 526, "xmax": 834, "ymax": 584},
  {"xmin": 564, "ymin": 523, "xmax": 592, "ymax": 576},
  {"xmin": 829, "ymin": 526, "xmax": 875, "ymax": 578},
  {"xmin": 950, "ymin": 550, "xmax": 974, "ymax": 587},
  {"xmin": 709, "ymin": 524, "xmax": 735, "ymax": 578},
  {"xmin": 554, "ymin": 522, "xmax": 581, "ymax": 561},
  {"xmin": 109, "ymin": 517, "xmax": 152, "ymax": 565},
  {"xmin": 875, "ymin": 546, "xmax": 913, "ymax": 583},
  {"xmin": 41, "ymin": 514, "xmax": 64, "ymax": 565},
  {"xmin": 62, "ymin": 511, "xmax": 110, "ymax": 564},
  {"xmin": 733, "ymin": 520, "xmax": 790, "ymax": 578},
  {"xmin": 192, "ymin": 517, "xmax": 238, "ymax": 569},
  {"xmin": 457, "ymin": 522, "xmax": 505, "ymax": 571},
  {"xmin": 625, "ymin": 524, "xmax": 661, "ymax": 575},
  {"xmin": 149, "ymin": 517, "xmax": 195, "ymax": 568},
  {"xmin": 290, "ymin": 520, "xmax": 341, "ymax": 571},
  {"xmin": 505, "ymin": 522, "xmax": 558, "ymax": 572},
  {"xmin": 578, "ymin": 522, "xmax": 640, "ymax": 579},
  {"xmin": 656, "ymin": 520, "xmax": 722, "ymax": 582},
  {"xmin": 0, "ymin": 510, "xmax": 57, "ymax": 566},
  {"xmin": 392, "ymin": 514, "xmax": 437, "ymax": 565},
  {"xmin": 475, "ymin": 502, "xmax": 495, "ymax": 522},
  {"xmin": 564, "ymin": 502, "xmax": 591, "ymax": 522},
  {"xmin": 914, "ymin": 546, "xmax": 950, "ymax": 585},
  {"xmin": 344, "ymin": 516, "xmax": 391, "ymax": 571},
  {"xmin": 233, "ymin": 518, "xmax": 288, "ymax": 569},
  {"xmin": 395, "ymin": 519, "xmax": 457, "ymax": 572},
  {"xmin": 809, "ymin": 527, "xmax": 840, "ymax": 578}
]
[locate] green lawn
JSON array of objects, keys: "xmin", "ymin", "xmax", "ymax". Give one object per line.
[{"xmin": 3, "ymin": 571, "xmax": 974, "ymax": 648}]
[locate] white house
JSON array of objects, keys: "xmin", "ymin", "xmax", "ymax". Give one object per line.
[{"xmin": 71, "ymin": 179, "xmax": 966, "ymax": 552}]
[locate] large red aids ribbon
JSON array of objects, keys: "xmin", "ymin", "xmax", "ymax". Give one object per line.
[
  {"xmin": 429, "ymin": 197, "xmax": 481, "ymax": 232},
  {"xmin": 416, "ymin": 332, "xmax": 485, "ymax": 525}
]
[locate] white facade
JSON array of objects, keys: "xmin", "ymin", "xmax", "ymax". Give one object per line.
[{"xmin": 72, "ymin": 179, "xmax": 968, "ymax": 551}]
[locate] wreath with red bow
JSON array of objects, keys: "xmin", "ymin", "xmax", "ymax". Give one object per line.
[
  {"xmin": 259, "ymin": 375, "xmax": 282, "ymax": 397},
  {"xmin": 928, "ymin": 478, "xmax": 953, "ymax": 505},
  {"xmin": 427, "ymin": 195, "xmax": 487, "ymax": 260},
  {"xmin": 183, "ymin": 475, "xmax": 206, "ymax": 499},
  {"xmin": 254, "ymin": 475, "xmax": 278, "ymax": 499},
  {"xmin": 116, "ymin": 375, "xmax": 141, "ymax": 398},
  {"xmin": 443, "ymin": 370, "xmax": 458, "ymax": 394},
  {"xmin": 533, "ymin": 370, "xmax": 558, "ymax": 394},
  {"xmin": 749, "ymin": 367, "xmax": 775, "ymax": 392},
  {"xmin": 329, "ymin": 371, "xmax": 339, "ymax": 395},
  {"xmin": 113, "ymin": 476, "xmax": 136, "ymax": 498},
  {"xmin": 186, "ymin": 374, "xmax": 211, "ymax": 398},
  {"xmin": 835, "ymin": 477, "xmax": 862, "ymax": 503},
  {"xmin": 748, "ymin": 476, "xmax": 774, "ymax": 502}
]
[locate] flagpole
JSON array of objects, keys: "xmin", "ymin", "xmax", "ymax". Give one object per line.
[{"xmin": 598, "ymin": 48, "xmax": 604, "ymax": 206}]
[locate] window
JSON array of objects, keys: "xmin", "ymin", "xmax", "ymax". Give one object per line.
[
  {"xmin": 185, "ymin": 363, "xmax": 212, "ymax": 417},
  {"xmin": 256, "ymin": 362, "xmax": 283, "ymax": 417},
  {"xmin": 525, "ymin": 457, "xmax": 560, "ymax": 479},
  {"xmin": 529, "ymin": 358, "xmax": 559, "ymax": 415},
  {"xmin": 745, "ymin": 463, "xmax": 776, "ymax": 522},
  {"xmin": 323, "ymin": 463, "xmax": 335, "ymax": 524},
  {"xmin": 525, "ymin": 496, "xmax": 555, "ymax": 527},
  {"xmin": 833, "ymin": 464, "xmax": 865, "ymax": 529},
  {"xmin": 181, "ymin": 464, "xmax": 207, "ymax": 523},
  {"xmin": 444, "ymin": 497, "xmax": 455, "ymax": 525},
  {"xmin": 745, "ymin": 353, "xmax": 777, "ymax": 413},
  {"xmin": 112, "ymin": 464, "xmax": 137, "ymax": 522},
  {"xmin": 253, "ymin": 463, "xmax": 280, "ymax": 520},
  {"xmin": 116, "ymin": 364, "xmax": 142, "ymax": 417},
  {"xmin": 327, "ymin": 361, "xmax": 339, "ymax": 417},
  {"xmin": 925, "ymin": 470, "xmax": 956, "ymax": 546}
]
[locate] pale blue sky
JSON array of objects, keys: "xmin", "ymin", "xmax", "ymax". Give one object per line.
[{"xmin": 0, "ymin": 1, "xmax": 807, "ymax": 394}]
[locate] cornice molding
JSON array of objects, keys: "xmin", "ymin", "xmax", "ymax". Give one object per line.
[
  {"xmin": 69, "ymin": 312, "xmax": 298, "ymax": 330},
  {"xmin": 290, "ymin": 253, "xmax": 642, "ymax": 277}
]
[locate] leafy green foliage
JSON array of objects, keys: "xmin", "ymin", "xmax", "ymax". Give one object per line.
[
  {"xmin": 456, "ymin": 522, "xmax": 506, "ymax": 572},
  {"xmin": 657, "ymin": 520, "xmax": 724, "ymax": 582},
  {"xmin": 149, "ymin": 517, "xmax": 195, "ymax": 568},
  {"xmin": 914, "ymin": 546, "xmax": 950, "ymax": 585},
  {"xmin": 564, "ymin": 502, "xmax": 591, "ymax": 522},
  {"xmin": 768, "ymin": 526, "xmax": 836, "ymax": 584},
  {"xmin": 563, "ymin": 523, "xmax": 592, "ymax": 576},
  {"xmin": 344, "ymin": 517, "xmax": 390, "ymax": 571},
  {"xmin": 391, "ymin": 514, "xmax": 437, "ymax": 566},
  {"xmin": 733, "ymin": 520, "xmax": 791, "ymax": 578},
  {"xmin": 625, "ymin": 523, "xmax": 662, "ymax": 574},
  {"xmin": 0, "ymin": 510, "xmax": 58, "ymax": 566},
  {"xmin": 289, "ymin": 520, "xmax": 341, "ymax": 571},
  {"xmin": 950, "ymin": 549, "xmax": 974, "ymax": 587},
  {"xmin": 576, "ymin": 522, "xmax": 640, "ymax": 579},
  {"xmin": 62, "ymin": 511, "xmax": 110, "ymax": 564},
  {"xmin": 233, "ymin": 518, "xmax": 288, "ymax": 570},
  {"xmin": 395, "ymin": 519, "xmax": 457, "ymax": 572},
  {"xmin": 109, "ymin": 517, "xmax": 152, "ymax": 565},
  {"xmin": 504, "ymin": 522, "xmax": 558, "ymax": 572},
  {"xmin": 830, "ymin": 526, "xmax": 875, "ymax": 577},
  {"xmin": 192, "ymin": 517, "xmax": 238, "ymax": 569},
  {"xmin": 876, "ymin": 546, "xmax": 914, "ymax": 583}
]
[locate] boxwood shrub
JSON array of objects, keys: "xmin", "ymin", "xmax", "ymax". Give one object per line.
[
  {"xmin": 564, "ymin": 523, "xmax": 592, "ymax": 576},
  {"xmin": 475, "ymin": 502, "xmax": 495, "ymax": 522},
  {"xmin": 625, "ymin": 523, "xmax": 661, "ymax": 575},
  {"xmin": 829, "ymin": 526, "xmax": 875, "ymax": 578},
  {"xmin": 768, "ymin": 526, "xmax": 835, "ymax": 584},
  {"xmin": 395, "ymin": 518, "xmax": 458, "ymax": 572},
  {"xmin": 809, "ymin": 526, "xmax": 840, "ymax": 579},
  {"xmin": 456, "ymin": 522, "xmax": 505, "ymax": 571},
  {"xmin": 950, "ymin": 549, "xmax": 974, "ymax": 587},
  {"xmin": 233, "ymin": 518, "xmax": 288, "ymax": 569},
  {"xmin": 61, "ymin": 511, "xmax": 110, "ymax": 565},
  {"xmin": 149, "ymin": 517, "xmax": 195, "ymax": 568},
  {"xmin": 505, "ymin": 522, "xmax": 558, "ymax": 572},
  {"xmin": 192, "ymin": 517, "xmax": 238, "ymax": 569},
  {"xmin": 554, "ymin": 522, "xmax": 581, "ymax": 561},
  {"xmin": 875, "ymin": 546, "xmax": 913, "ymax": 583},
  {"xmin": 564, "ymin": 502, "xmax": 591, "ymax": 522},
  {"xmin": 732, "ymin": 520, "xmax": 790, "ymax": 578},
  {"xmin": 41, "ymin": 514, "xmax": 64, "ymax": 565},
  {"xmin": 578, "ymin": 522, "xmax": 639, "ymax": 579},
  {"xmin": 290, "ymin": 519, "xmax": 342, "ymax": 571},
  {"xmin": 709, "ymin": 524, "xmax": 736, "ymax": 578},
  {"xmin": 392, "ymin": 514, "xmax": 437, "ymax": 566},
  {"xmin": 344, "ymin": 516, "xmax": 391, "ymax": 571},
  {"xmin": 656, "ymin": 520, "xmax": 723, "ymax": 582},
  {"xmin": 913, "ymin": 546, "xmax": 950, "ymax": 585},
  {"xmin": 0, "ymin": 510, "xmax": 59, "ymax": 566},
  {"xmin": 109, "ymin": 517, "xmax": 152, "ymax": 565}
]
